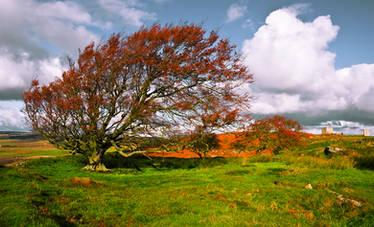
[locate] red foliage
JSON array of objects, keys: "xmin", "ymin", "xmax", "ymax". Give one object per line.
[
  {"xmin": 149, "ymin": 132, "xmax": 259, "ymax": 158},
  {"xmin": 150, "ymin": 115, "xmax": 304, "ymax": 158},
  {"xmin": 245, "ymin": 115, "xmax": 304, "ymax": 154}
]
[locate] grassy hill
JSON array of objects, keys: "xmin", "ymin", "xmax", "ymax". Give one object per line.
[{"xmin": 0, "ymin": 135, "xmax": 373, "ymax": 226}]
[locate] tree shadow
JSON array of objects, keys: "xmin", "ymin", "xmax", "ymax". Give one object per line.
[
  {"xmin": 103, "ymin": 153, "xmax": 228, "ymax": 170},
  {"xmin": 30, "ymin": 189, "xmax": 77, "ymax": 227},
  {"xmin": 266, "ymin": 168, "xmax": 287, "ymax": 174},
  {"xmin": 354, "ymin": 156, "xmax": 374, "ymax": 170},
  {"xmin": 225, "ymin": 170, "xmax": 251, "ymax": 176}
]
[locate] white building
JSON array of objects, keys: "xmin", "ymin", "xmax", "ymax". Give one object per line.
[
  {"xmin": 363, "ymin": 129, "xmax": 370, "ymax": 136},
  {"xmin": 322, "ymin": 127, "xmax": 333, "ymax": 135}
]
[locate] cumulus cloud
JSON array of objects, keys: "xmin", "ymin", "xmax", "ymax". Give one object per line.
[
  {"xmin": 0, "ymin": 0, "xmax": 101, "ymax": 55},
  {"xmin": 226, "ymin": 3, "xmax": 247, "ymax": 23},
  {"xmin": 242, "ymin": 5, "xmax": 374, "ymax": 128},
  {"xmin": 243, "ymin": 5, "xmax": 339, "ymax": 95},
  {"xmin": 0, "ymin": 48, "xmax": 64, "ymax": 96},
  {"xmin": 37, "ymin": 1, "xmax": 93, "ymax": 25},
  {"xmin": 0, "ymin": 0, "xmax": 103, "ymax": 101},
  {"xmin": 0, "ymin": 101, "xmax": 27, "ymax": 131},
  {"xmin": 98, "ymin": 0, "xmax": 156, "ymax": 27}
]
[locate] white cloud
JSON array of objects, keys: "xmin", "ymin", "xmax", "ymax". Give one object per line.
[
  {"xmin": 0, "ymin": 48, "xmax": 64, "ymax": 91},
  {"xmin": 0, "ymin": 101, "xmax": 27, "ymax": 131},
  {"xmin": 0, "ymin": 0, "xmax": 103, "ymax": 100},
  {"xmin": 98, "ymin": 0, "xmax": 156, "ymax": 27},
  {"xmin": 243, "ymin": 5, "xmax": 339, "ymax": 94},
  {"xmin": 0, "ymin": 0, "xmax": 101, "ymax": 54},
  {"xmin": 37, "ymin": 1, "xmax": 93, "ymax": 25},
  {"xmin": 226, "ymin": 4, "xmax": 247, "ymax": 23},
  {"xmin": 242, "ymin": 5, "xmax": 374, "ymax": 120},
  {"xmin": 336, "ymin": 64, "xmax": 374, "ymax": 112}
]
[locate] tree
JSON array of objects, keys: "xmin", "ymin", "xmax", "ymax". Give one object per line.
[
  {"xmin": 244, "ymin": 116, "xmax": 303, "ymax": 154},
  {"xmin": 23, "ymin": 24, "xmax": 252, "ymax": 170},
  {"xmin": 185, "ymin": 132, "xmax": 219, "ymax": 158},
  {"xmin": 184, "ymin": 98, "xmax": 247, "ymax": 158}
]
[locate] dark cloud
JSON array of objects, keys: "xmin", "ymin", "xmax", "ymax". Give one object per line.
[
  {"xmin": 0, "ymin": 88, "xmax": 24, "ymax": 100},
  {"xmin": 253, "ymin": 108, "xmax": 374, "ymax": 126}
]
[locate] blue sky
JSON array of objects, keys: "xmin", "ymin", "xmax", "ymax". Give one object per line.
[{"xmin": 0, "ymin": 0, "xmax": 374, "ymax": 134}]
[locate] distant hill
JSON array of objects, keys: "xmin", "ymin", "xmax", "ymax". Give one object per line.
[{"xmin": 0, "ymin": 131, "xmax": 41, "ymax": 140}]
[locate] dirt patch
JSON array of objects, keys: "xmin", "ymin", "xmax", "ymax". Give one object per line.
[
  {"xmin": 0, "ymin": 156, "xmax": 55, "ymax": 166},
  {"xmin": 71, "ymin": 177, "xmax": 103, "ymax": 187}
]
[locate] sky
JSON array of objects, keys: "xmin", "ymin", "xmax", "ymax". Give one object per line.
[{"xmin": 0, "ymin": 0, "xmax": 374, "ymax": 135}]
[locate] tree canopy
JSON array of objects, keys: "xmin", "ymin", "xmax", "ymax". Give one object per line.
[
  {"xmin": 23, "ymin": 24, "xmax": 252, "ymax": 170},
  {"xmin": 248, "ymin": 115, "xmax": 303, "ymax": 154}
]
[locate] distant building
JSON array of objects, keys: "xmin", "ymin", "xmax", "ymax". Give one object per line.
[
  {"xmin": 322, "ymin": 127, "xmax": 333, "ymax": 135},
  {"xmin": 363, "ymin": 129, "xmax": 370, "ymax": 136}
]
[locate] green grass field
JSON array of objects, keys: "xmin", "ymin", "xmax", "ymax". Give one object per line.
[{"xmin": 0, "ymin": 135, "xmax": 374, "ymax": 226}]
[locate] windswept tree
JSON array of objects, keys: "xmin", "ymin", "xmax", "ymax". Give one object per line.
[
  {"xmin": 23, "ymin": 24, "xmax": 252, "ymax": 170},
  {"xmin": 246, "ymin": 116, "xmax": 303, "ymax": 154}
]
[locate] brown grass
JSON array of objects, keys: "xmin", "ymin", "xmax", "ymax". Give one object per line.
[{"xmin": 71, "ymin": 177, "xmax": 103, "ymax": 187}]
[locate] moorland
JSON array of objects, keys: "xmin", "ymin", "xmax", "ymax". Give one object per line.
[{"xmin": 0, "ymin": 133, "xmax": 374, "ymax": 226}]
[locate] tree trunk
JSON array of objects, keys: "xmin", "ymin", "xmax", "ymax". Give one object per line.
[
  {"xmin": 273, "ymin": 147, "xmax": 281, "ymax": 155},
  {"xmin": 83, "ymin": 150, "xmax": 110, "ymax": 172},
  {"xmin": 195, "ymin": 151, "xmax": 203, "ymax": 159}
]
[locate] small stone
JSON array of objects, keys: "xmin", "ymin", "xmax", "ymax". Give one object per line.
[
  {"xmin": 305, "ymin": 184, "xmax": 313, "ymax": 189},
  {"xmin": 324, "ymin": 147, "xmax": 330, "ymax": 155},
  {"xmin": 325, "ymin": 146, "xmax": 343, "ymax": 155}
]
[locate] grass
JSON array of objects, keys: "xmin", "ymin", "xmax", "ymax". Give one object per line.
[{"xmin": 0, "ymin": 135, "xmax": 374, "ymax": 226}]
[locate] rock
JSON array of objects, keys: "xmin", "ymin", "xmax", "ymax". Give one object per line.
[
  {"xmin": 274, "ymin": 181, "xmax": 283, "ymax": 186},
  {"xmin": 324, "ymin": 146, "xmax": 330, "ymax": 155},
  {"xmin": 324, "ymin": 146, "xmax": 344, "ymax": 155},
  {"xmin": 327, "ymin": 190, "xmax": 361, "ymax": 207},
  {"xmin": 305, "ymin": 184, "xmax": 313, "ymax": 189},
  {"xmin": 331, "ymin": 147, "xmax": 343, "ymax": 152}
]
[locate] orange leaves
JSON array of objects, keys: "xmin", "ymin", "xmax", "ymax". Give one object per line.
[
  {"xmin": 248, "ymin": 115, "xmax": 304, "ymax": 154},
  {"xmin": 223, "ymin": 109, "xmax": 239, "ymax": 124},
  {"xmin": 31, "ymin": 79, "xmax": 39, "ymax": 87},
  {"xmin": 174, "ymin": 100, "xmax": 191, "ymax": 111},
  {"xmin": 217, "ymin": 133, "xmax": 239, "ymax": 150}
]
